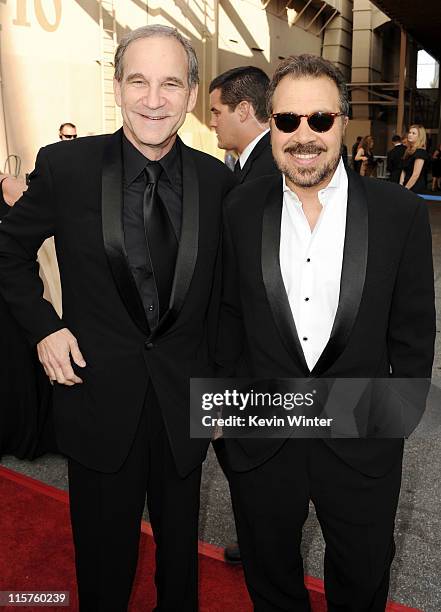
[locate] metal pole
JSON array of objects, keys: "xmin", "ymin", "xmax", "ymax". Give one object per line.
[
  {"xmin": 305, "ymin": 1, "xmax": 327, "ymax": 32},
  {"xmin": 396, "ymin": 28, "xmax": 407, "ymax": 136}
]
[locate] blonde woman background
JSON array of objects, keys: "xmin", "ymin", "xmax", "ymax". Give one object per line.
[{"xmin": 400, "ymin": 124, "xmax": 429, "ymax": 193}]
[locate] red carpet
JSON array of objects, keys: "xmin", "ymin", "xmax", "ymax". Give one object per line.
[{"xmin": 0, "ymin": 466, "xmax": 422, "ymax": 612}]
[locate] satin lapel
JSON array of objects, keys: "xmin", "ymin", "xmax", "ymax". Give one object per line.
[
  {"xmin": 261, "ymin": 176, "xmax": 309, "ymax": 374},
  {"xmin": 239, "ymin": 132, "xmax": 270, "ymax": 184},
  {"xmin": 311, "ymin": 169, "xmax": 368, "ymax": 376},
  {"xmin": 153, "ymin": 139, "xmax": 199, "ymax": 338},
  {"xmin": 101, "ymin": 129, "xmax": 150, "ymax": 336}
]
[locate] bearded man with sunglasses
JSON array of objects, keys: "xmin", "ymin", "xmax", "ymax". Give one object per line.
[{"xmin": 216, "ymin": 54, "xmax": 435, "ymax": 611}]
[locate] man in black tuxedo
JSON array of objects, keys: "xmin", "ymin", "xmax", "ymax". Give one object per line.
[
  {"xmin": 209, "ymin": 66, "xmax": 278, "ymax": 182},
  {"xmin": 0, "ymin": 25, "xmax": 235, "ymax": 611},
  {"xmin": 217, "ymin": 54, "xmax": 435, "ymax": 611},
  {"xmin": 387, "ymin": 134, "xmax": 406, "ymax": 183}
]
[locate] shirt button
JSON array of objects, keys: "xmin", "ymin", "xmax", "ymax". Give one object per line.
[
  {"xmin": 148, "ymin": 304, "xmax": 154, "ymax": 311},
  {"xmin": 304, "ymin": 297, "xmax": 310, "ymax": 302},
  {"xmin": 145, "ymin": 341, "xmax": 154, "ymax": 350},
  {"xmin": 302, "ymin": 337, "xmax": 308, "ymax": 341},
  {"xmin": 306, "ymin": 258, "xmax": 311, "ymax": 262}
]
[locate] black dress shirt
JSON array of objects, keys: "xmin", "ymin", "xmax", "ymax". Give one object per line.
[{"xmin": 122, "ymin": 135, "xmax": 183, "ymax": 329}]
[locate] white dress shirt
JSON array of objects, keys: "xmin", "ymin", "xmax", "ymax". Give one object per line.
[
  {"xmin": 238, "ymin": 129, "xmax": 270, "ymax": 169},
  {"xmin": 279, "ymin": 158, "xmax": 348, "ymax": 371}
]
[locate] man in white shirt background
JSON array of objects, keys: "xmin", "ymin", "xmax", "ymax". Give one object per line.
[
  {"xmin": 209, "ymin": 64, "xmax": 279, "ymax": 565},
  {"xmin": 209, "ymin": 66, "xmax": 278, "ymax": 183},
  {"xmin": 216, "ymin": 54, "xmax": 435, "ymax": 611}
]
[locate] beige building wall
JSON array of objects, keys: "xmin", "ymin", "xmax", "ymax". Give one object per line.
[
  {"xmin": 1, "ymin": 1, "xmax": 103, "ymax": 173},
  {"xmin": 217, "ymin": 0, "xmax": 323, "ymax": 76},
  {"xmin": 350, "ymin": 0, "xmax": 385, "ymax": 118},
  {"xmin": 346, "ymin": 0, "xmax": 390, "ymax": 154},
  {"xmin": 322, "ymin": 0, "xmax": 353, "ymax": 81}
]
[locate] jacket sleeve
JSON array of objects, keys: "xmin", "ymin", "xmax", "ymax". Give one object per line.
[
  {"xmin": 387, "ymin": 200, "xmax": 435, "ymax": 378},
  {"xmin": 0, "ymin": 148, "xmax": 65, "ymax": 346},
  {"xmin": 215, "ymin": 198, "xmax": 245, "ymax": 377}
]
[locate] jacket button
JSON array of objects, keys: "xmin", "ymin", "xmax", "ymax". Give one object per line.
[{"xmin": 145, "ymin": 341, "xmax": 154, "ymax": 350}]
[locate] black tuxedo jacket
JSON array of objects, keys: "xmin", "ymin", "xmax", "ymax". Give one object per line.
[
  {"xmin": 236, "ymin": 132, "xmax": 278, "ymax": 184},
  {"xmin": 0, "ymin": 130, "xmax": 236, "ymax": 476},
  {"xmin": 217, "ymin": 169, "xmax": 435, "ymax": 476},
  {"xmin": 387, "ymin": 143, "xmax": 406, "ymax": 183}
]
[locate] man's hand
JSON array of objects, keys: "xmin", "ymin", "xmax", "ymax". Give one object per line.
[{"xmin": 37, "ymin": 328, "xmax": 86, "ymax": 386}]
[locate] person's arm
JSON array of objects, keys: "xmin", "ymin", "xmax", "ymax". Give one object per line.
[
  {"xmin": 399, "ymin": 170, "xmax": 405, "ymax": 186},
  {"xmin": 215, "ymin": 200, "xmax": 245, "ymax": 377},
  {"xmin": 404, "ymin": 158, "xmax": 424, "ymax": 190},
  {"xmin": 388, "ymin": 200, "xmax": 435, "ymax": 377},
  {"xmin": 206, "ymin": 171, "xmax": 238, "ymax": 368},
  {"xmin": 0, "ymin": 149, "xmax": 85, "ymax": 385},
  {"xmin": 0, "ymin": 174, "xmax": 27, "ymax": 206},
  {"xmin": 379, "ymin": 199, "xmax": 435, "ymax": 436},
  {"xmin": 354, "ymin": 147, "xmax": 367, "ymax": 162}
]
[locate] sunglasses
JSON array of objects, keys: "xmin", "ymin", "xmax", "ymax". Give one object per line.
[
  {"xmin": 61, "ymin": 134, "xmax": 77, "ymax": 139},
  {"xmin": 271, "ymin": 112, "xmax": 345, "ymax": 134}
]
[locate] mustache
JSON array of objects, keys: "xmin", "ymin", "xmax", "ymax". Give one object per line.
[{"xmin": 283, "ymin": 143, "xmax": 327, "ymax": 155}]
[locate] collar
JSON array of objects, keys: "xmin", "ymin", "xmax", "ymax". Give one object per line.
[
  {"xmin": 123, "ymin": 134, "xmax": 181, "ymax": 186},
  {"xmin": 282, "ymin": 157, "xmax": 347, "ymax": 207},
  {"xmin": 239, "ymin": 129, "xmax": 270, "ymax": 169}
]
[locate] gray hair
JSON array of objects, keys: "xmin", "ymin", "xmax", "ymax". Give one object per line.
[
  {"xmin": 114, "ymin": 25, "xmax": 199, "ymax": 88},
  {"xmin": 267, "ymin": 54, "xmax": 349, "ymax": 116}
]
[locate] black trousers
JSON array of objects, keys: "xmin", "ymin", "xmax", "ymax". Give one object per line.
[
  {"xmin": 68, "ymin": 388, "xmax": 202, "ymax": 612},
  {"xmin": 225, "ymin": 439, "xmax": 402, "ymax": 612}
]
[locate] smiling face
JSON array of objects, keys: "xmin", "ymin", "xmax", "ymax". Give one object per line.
[
  {"xmin": 270, "ymin": 75, "xmax": 347, "ymax": 191},
  {"xmin": 114, "ymin": 36, "xmax": 198, "ymax": 159}
]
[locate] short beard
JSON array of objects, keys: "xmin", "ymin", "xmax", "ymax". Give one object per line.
[{"xmin": 275, "ymin": 144, "xmax": 341, "ymax": 189}]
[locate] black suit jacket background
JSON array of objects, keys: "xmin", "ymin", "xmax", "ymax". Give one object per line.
[
  {"xmin": 236, "ymin": 132, "xmax": 278, "ymax": 184},
  {"xmin": 387, "ymin": 143, "xmax": 406, "ymax": 183},
  {"xmin": 0, "ymin": 130, "xmax": 236, "ymax": 476},
  {"xmin": 216, "ymin": 170, "xmax": 435, "ymax": 476}
]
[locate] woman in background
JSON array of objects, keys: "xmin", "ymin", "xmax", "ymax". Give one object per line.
[
  {"xmin": 0, "ymin": 174, "xmax": 56, "ymax": 458},
  {"xmin": 400, "ymin": 125, "xmax": 428, "ymax": 193},
  {"xmin": 431, "ymin": 143, "xmax": 441, "ymax": 192},
  {"xmin": 354, "ymin": 135, "xmax": 376, "ymax": 176}
]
